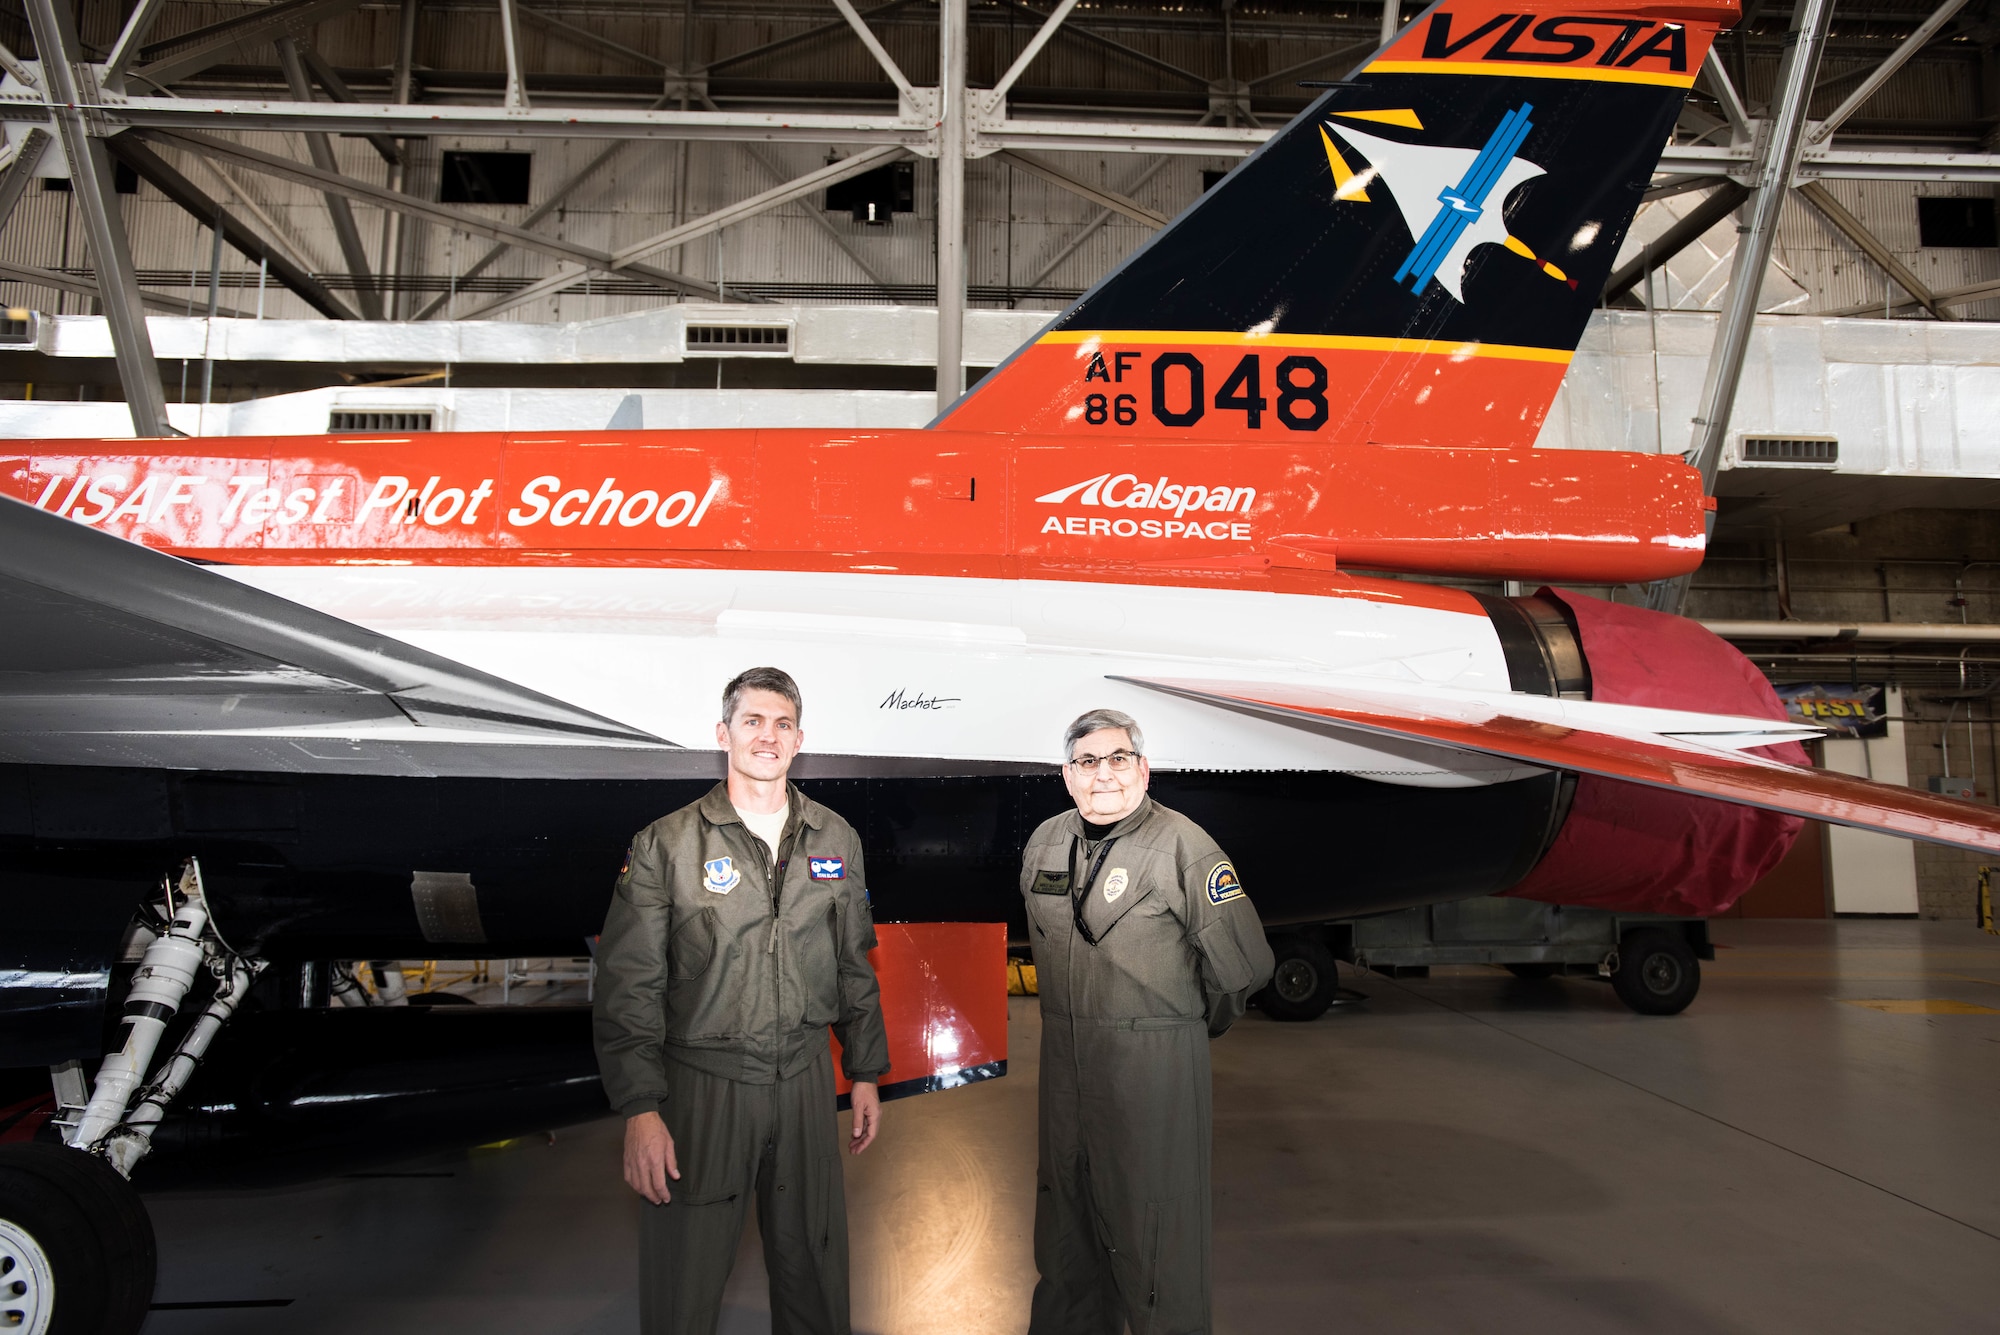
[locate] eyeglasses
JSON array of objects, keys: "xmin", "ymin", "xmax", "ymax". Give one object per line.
[{"xmin": 1068, "ymin": 750, "xmax": 1141, "ymax": 772}]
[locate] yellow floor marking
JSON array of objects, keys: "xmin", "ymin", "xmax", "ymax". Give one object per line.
[{"xmin": 1842, "ymin": 999, "xmax": 2000, "ymax": 1015}]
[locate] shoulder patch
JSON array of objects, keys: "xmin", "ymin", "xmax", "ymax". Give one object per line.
[
  {"xmin": 702, "ymin": 856, "xmax": 740, "ymax": 894},
  {"xmin": 1206, "ymin": 861, "xmax": 1245, "ymax": 906}
]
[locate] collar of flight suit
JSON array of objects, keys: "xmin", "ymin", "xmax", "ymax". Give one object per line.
[
  {"xmin": 1064, "ymin": 796, "xmax": 1162, "ymax": 943},
  {"xmin": 1060, "ymin": 794, "xmax": 1157, "ymax": 845},
  {"xmin": 694, "ymin": 780, "xmax": 830, "ymax": 837}
]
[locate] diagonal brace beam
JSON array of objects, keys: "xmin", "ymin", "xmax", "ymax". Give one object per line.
[
  {"xmin": 298, "ymin": 46, "xmax": 401, "ymax": 164},
  {"xmin": 1808, "ymin": 0, "xmax": 1970, "ymax": 145},
  {"xmin": 107, "ymin": 136, "xmax": 359, "ymax": 320},
  {"xmin": 611, "ymin": 145, "xmax": 910, "ymax": 269},
  {"xmin": 1796, "ymin": 179, "xmax": 1955, "ymax": 320},
  {"xmin": 131, "ymin": 0, "xmax": 369, "ymax": 90},
  {"xmin": 148, "ymin": 128, "xmax": 718, "ymax": 297},
  {"xmin": 996, "ymin": 148, "xmax": 1167, "ymax": 227},
  {"xmin": 1602, "ymin": 180, "xmax": 1750, "ymax": 303},
  {"xmin": 828, "ymin": 0, "xmax": 917, "ymax": 103},
  {"xmin": 277, "ymin": 37, "xmax": 381, "ymax": 319}
]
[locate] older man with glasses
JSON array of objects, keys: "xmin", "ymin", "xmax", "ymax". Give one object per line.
[{"xmin": 1019, "ymin": 708, "xmax": 1275, "ymax": 1335}]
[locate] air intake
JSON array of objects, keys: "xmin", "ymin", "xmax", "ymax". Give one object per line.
[
  {"xmin": 329, "ymin": 410, "xmax": 436, "ymax": 432},
  {"xmin": 685, "ymin": 324, "xmax": 789, "ymax": 355},
  {"xmin": 0, "ymin": 308, "xmax": 40, "ymax": 346},
  {"xmin": 1740, "ymin": 436, "xmax": 1837, "ymax": 465}
]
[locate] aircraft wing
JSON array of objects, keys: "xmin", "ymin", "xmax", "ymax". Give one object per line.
[
  {"xmin": 0, "ymin": 493, "xmax": 677, "ymax": 774},
  {"xmin": 1116, "ymin": 675, "xmax": 2000, "ymax": 855}
]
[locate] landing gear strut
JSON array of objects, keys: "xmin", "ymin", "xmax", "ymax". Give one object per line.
[{"xmin": 0, "ymin": 859, "xmax": 262, "ymax": 1335}]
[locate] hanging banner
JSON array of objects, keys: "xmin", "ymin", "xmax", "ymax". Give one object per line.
[{"xmin": 1774, "ymin": 683, "xmax": 1888, "ymax": 738}]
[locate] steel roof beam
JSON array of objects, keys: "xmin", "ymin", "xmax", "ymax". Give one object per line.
[
  {"xmin": 103, "ymin": 0, "xmax": 172, "ymax": 87},
  {"xmin": 0, "ymin": 257, "xmax": 250, "ymax": 316},
  {"xmin": 0, "ymin": 129, "xmax": 51, "ymax": 236},
  {"xmin": 995, "ymin": 149, "xmax": 1165, "ymax": 227},
  {"xmin": 298, "ymin": 45, "xmax": 401, "ymax": 164},
  {"xmin": 829, "ymin": 0, "xmax": 918, "ymax": 105},
  {"xmin": 106, "ymin": 136, "xmax": 360, "ymax": 320},
  {"xmin": 129, "ymin": 0, "xmax": 370, "ymax": 91},
  {"xmin": 1795, "ymin": 179, "xmax": 1954, "ymax": 320},
  {"xmin": 276, "ymin": 37, "xmax": 382, "ymax": 319},
  {"xmin": 1601, "ymin": 180, "xmax": 1751, "ymax": 304},
  {"xmin": 0, "ymin": 96, "xmax": 937, "ymax": 146},
  {"xmin": 1808, "ymin": 0, "xmax": 1971, "ymax": 146},
  {"xmin": 146, "ymin": 128, "xmax": 721, "ymax": 299}
]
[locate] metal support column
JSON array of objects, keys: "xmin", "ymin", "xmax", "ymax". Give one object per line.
[
  {"xmin": 1648, "ymin": 0, "xmax": 1834, "ymax": 615},
  {"xmin": 1380, "ymin": 0, "xmax": 1401, "ymax": 47},
  {"xmin": 23, "ymin": 0, "xmax": 173, "ymax": 437},
  {"xmin": 936, "ymin": 0, "xmax": 968, "ymax": 414}
]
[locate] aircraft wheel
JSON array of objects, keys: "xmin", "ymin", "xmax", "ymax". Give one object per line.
[
  {"xmin": 1258, "ymin": 934, "xmax": 1340, "ymax": 1022},
  {"xmin": 1611, "ymin": 928, "xmax": 1701, "ymax": 1016},
  {"xmin": 0, "ymin": 1143, "xmax": 156, "ymax": 1335},
  {"xmin": 1505, "ymin": 962, "xmax": 1560, "ymax": 980}
]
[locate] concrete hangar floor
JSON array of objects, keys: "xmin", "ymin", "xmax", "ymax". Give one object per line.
[{"xmin": 138, "ymin": 920, "xmax": 1999, "ymax": 1335}]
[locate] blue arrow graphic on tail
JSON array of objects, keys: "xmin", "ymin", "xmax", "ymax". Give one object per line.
[{"xmin": 1393, "ymin": 102, "xmax": 1536, "ymax": 296}]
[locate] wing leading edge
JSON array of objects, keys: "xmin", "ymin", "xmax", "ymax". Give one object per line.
[
  {"xmin": 0, "ymin": 493, "xmax": 670, "ymax": 760},
  {"xmin": 1116, "ymin": 675, "xmax": 2000, "ymax": 855}
]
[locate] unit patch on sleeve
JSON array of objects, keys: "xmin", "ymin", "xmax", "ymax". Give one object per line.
[
  {"xmin": 1206, "ymin": 861, "xmax": 1245, "ymax": 906},
  {"xmin": 702, "ymin": 856, "xmax": 740, "ymax": 894},
  {"xmin": 809, "ymin": 856, "xmax": 846, "ymax": 880}
]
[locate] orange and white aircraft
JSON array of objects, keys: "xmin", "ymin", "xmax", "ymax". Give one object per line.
[{"xmin": 4, "ymin": 0, "xmax": 1997, "ymax": 1164}]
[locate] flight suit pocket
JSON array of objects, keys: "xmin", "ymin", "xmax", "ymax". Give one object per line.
[
  {"xmin": 668, "ymin": 907, "xmax": 716, "ymax": 980},
  {"xmin": 794, "ymin": 900, "xmax": 839, "ymax": 1026}
]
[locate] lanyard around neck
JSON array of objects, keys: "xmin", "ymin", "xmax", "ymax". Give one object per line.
[{"xmin": 1068, "ymin": 834, "xmax": 1119, "ymax": 947}]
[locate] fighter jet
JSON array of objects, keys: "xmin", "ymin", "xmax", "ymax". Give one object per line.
[{"xmin": 3, "ymin": 0, "xmax": 1993, "ymax": 1327}]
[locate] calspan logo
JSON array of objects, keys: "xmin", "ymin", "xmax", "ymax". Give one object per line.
[{"xmin": 1320, "ymin": 105, "xmax": 1576, "ymax": 303}]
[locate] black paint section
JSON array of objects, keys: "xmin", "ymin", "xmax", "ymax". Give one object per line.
[{"xmin": 1052, "ymin": 75, "xmax": 1685, "ymax": 351}]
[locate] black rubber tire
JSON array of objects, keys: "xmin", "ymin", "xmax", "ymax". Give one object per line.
[
  {"xmin": 0, "ymin": 1143, "xmax": 156, "ymax": 1335},
  {"xmin": 1257, "ymin": 934, "xmax": 1341, "ymax": 1022},
  {"xmin": 1611, "ymin": 928, "xmax": 1701, "ymax": 1016},
  {"xmin": 1505, "ymin": 962, "xmax": 1560, "ymax": 980}
]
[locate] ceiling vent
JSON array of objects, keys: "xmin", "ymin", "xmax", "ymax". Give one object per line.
[
  {"xmin": 1740, "ymin": 435, "xmax": 1838, "ymax": 466},
  {"xmin": 329, "ymin": 410, "xmax": 436, "ymax": 432},
  {"xmin": 685, "ymin": 324, "xmax": 790, "ymax": 356}
]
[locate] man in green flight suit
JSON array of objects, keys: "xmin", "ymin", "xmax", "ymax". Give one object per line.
[
  {"xmin": 1020, "ymin": 707, "xmax": 1276, "ymax": 1335},
  {"xmin": 594, "ymin": 666, "xmax": 889, "ymax": 1335}
]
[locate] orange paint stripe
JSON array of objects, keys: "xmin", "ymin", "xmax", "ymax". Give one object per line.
[
  {"xmin": 1363, "ymin": 59, "xmax": 1696, "ymax": 88},
  {"xmin": 1038, "ymin": 330, "xmax": 1574, "ymax": 366}
]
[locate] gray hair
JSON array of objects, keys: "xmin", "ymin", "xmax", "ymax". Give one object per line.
[
  {"xmin": 722, "ymin": 666, "xmax": 803, "ymax": 725},
  {"xmin": 1062, "ymin": 708, "xmax": 1144, "ymax": 762}
]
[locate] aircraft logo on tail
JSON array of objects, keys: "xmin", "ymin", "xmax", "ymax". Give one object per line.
[{"xmin": 1322, "ymin": 104, "xmax": 1578, "ymax": 304}]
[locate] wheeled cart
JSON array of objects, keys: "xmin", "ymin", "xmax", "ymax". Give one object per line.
[{"xmin": 1258, "ymin": 895, "xmax": 1713, "ymax": 1022}]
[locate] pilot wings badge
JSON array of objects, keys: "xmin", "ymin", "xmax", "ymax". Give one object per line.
[
  {"xmin": 703, "ymin": 857, "xmax": 741, "ymax": 894},
  {"xmin": 1320, "ymin": 104, "xmax": 1576, "ymax": 304}
]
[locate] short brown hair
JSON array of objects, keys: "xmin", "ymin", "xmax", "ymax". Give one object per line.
[{"xmin": 722, "ymin": 666, "xmax": 803, "ymax": 725}]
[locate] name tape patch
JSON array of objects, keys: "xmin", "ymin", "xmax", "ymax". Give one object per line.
[
  {"xmin": 1206, "ymin": 860, "xmax": 1245, "ymax": 906},
  {"xmin": 809, "ymin": 856, "xmax": 846, "ymax": 881},
  {"xmin": 1032, "ymin": 869, "xmax": 1071, "ymax": 896}
]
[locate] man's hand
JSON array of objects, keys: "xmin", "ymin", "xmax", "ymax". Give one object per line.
[
  {"xmin": 848, "ymin": 1081, "xmax": 881, "ymax": 1155},
  {"xmin": 624, "ymin": 1110, "xmax": 680, "ymax": 1203}
]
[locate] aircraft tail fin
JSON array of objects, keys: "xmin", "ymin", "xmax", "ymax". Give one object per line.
[{"xmin": 939, "ymin": 0, "xmax": 1738, "ymax": 447}]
